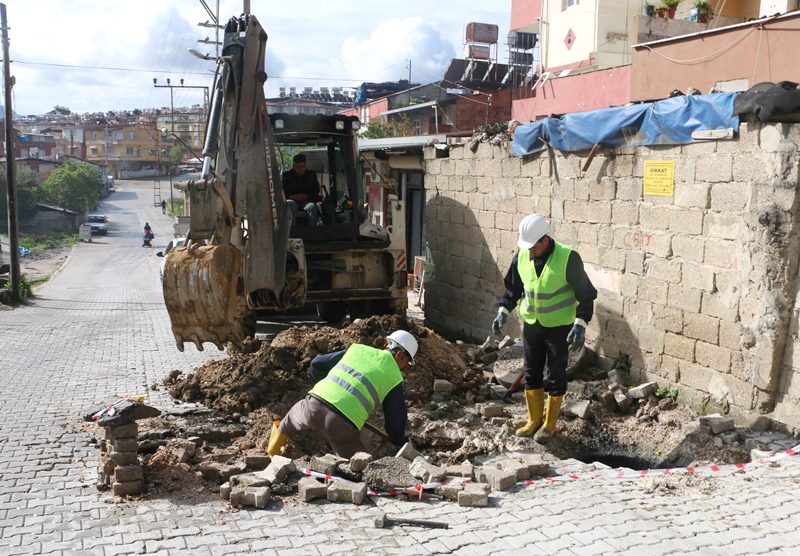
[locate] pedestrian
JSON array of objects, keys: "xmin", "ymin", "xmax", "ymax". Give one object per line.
[
  {"xmin": 266, "ymin": 330, "xmax": 418, "ymax": 458},
  {"xmin": 161, "ymin": 199, "xmax": 166, "ymax": 214},
  {"xmin": 492, "ymin": 214, "xmax": 597, "ymax": 444}
]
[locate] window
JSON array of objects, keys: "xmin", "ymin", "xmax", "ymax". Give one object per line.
[
  {"xmin": 126, "ymin": 146, "xmax": 134, "ymax": 155},
  {"xmin": 90, "ymin": 147, "xmax": 98, "ymax": 156},
  {"xmin": 129, "ymin": 132, "xmax": 136, "ymax": 140},
  {"xmin": 91, "ymin": 132, "xmax": 97, "ymax": 140},
  {"xmin": 563, "ymin": 0, "xmax": 579, "ymax": 8}
]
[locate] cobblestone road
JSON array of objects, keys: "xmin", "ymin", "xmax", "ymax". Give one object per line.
[{"xmin": 2, "ymin": 181, "xmax": 800, "ymax": 555}]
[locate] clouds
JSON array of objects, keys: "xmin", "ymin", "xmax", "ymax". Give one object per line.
[{"xmin": 339, "ymin": 18, "xmax": 456, "ymax": 84}]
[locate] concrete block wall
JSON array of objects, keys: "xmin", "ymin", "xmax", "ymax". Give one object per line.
[{"xmin": 423, "ymin": 121, "xmax": 800, "ymax": 432}]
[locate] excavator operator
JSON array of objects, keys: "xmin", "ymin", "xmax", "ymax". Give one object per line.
[{"xmin": 282, "ymin": 153, "xmax": 321, "ymax": 226}]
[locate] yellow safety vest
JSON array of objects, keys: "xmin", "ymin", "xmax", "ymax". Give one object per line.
[{"xmin": 517, "ymin": 241, "xmax": 577, "ymax": 327}]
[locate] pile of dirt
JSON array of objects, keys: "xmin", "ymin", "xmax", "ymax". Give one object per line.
[{"xmin": 141, "ymin": 440, "xmax": 216, "ymax": 502}]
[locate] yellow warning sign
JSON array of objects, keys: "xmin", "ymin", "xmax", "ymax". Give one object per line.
[{"xmin": 643, "ymin": 160, "xmax": 675, "ymax": 197}]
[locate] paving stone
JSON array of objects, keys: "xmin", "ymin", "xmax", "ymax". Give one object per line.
[
  {"xmin": 298, "ymin": 477, "xmax": 328, "ymax": 502},
  {"xmin": 444, "ymin": 461, "xmax": 474, "ymax": 478},
  {"xmin": 97, "ymin": 401, "xmax": 161, "ymax": 426},
  {"xmin": 109, "ymin": 451, "xmax": 139, "ymax": 466},
  {"xmin": 613, "ymin": 390, "xmax": 632, "ymax": 413},
  {"xmin": 326, "ymin": 481, "xmax": 367, "ymax": 505},
  {"xmin": 245, "ymin": 455, "xmax": 270, "ymax": 470},
  {"xmin": 113, "ymin": 465, "xmax": 143, "ymax": 483},
  {"xmin": 457, "ymin": 482, "xmax": 490, "ymax": 507},
  {"xmin": 199, "ymin": 462, "xmax": 247, "ymax": 483},
  {"xmin": 628, "ymin": 382, "xmax": 659, "ymax": 399},
  {"xmin": 310, "ymin": 454, "xmax": 347, "ymax": 475},
  {"xmin": 515, "ymin": 453, "xmax": 551, "ymax": 477},
  {"xmin": 433, "ymin": 379, "xmax": 454, "ymax": 393},
  {"xmin": 112, "ymin": 480, "xmax": 143, "ymax": 497},
  {"xmin": 699, "ymin": 414, "xmax": 736, "ymax": 434},
  {"xmin": 496, "ymin": 459, "xmax": 530, "ymax": 481},
  {"xmin": 409, "ymin": 456, "xmax": 447, "ymax": 483},
  {"xmin": 481, "ymin": 403, "xmax": 505, "ymax": 418},
  {"xmin": 474, "ymin": 467, "xmax": 517, "ymax": 491},
  {"xmin": 395, "ymin": 442, "xmax": 418, "ymax": 461},
  {"xmin": 229, "ymin": 471, "xmax": 272, "ymax": 488},
  {"xmin": 265, "ymin": 455, "xmax": 296, "ymax": 484},
  {"xmin": 434, "ymin": 481, "xmax": 464, "ymax": 501},
  {"xmin": 110, "ymin": 438, "xmax": 138, "ymax": 453},
  {"xmin": 563, "ymin": 400, "xmax": 593, "ymax": 420},
  {"xmin": 229, "ymin": 485, "xmax": 270, "ymax": 509},
  {"xmin": 103, "ymin": 423, "xmax": 139, "ymax": 440},
  {"xmin": 219, "ymin": 482, "xmax": 231, "ymax": 501},
  {"xmin": 349, "ymin": 452, "xmax": 373, "ymax": 473}
]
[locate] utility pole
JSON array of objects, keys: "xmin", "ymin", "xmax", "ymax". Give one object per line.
[
  {"xmin": 1, "ymin": 3, "xmax": 20, "ymax": 302},
  {"xmin": 407, "ymin": 59, "xmax": 412, "ymax": 105}
]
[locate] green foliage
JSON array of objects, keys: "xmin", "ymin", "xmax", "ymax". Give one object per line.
[
  {"xmin": 18, "ymin": 232, "xmax": 77, "ymax": 252},
  {"xmin": 360, "ymin": 115, "xmax": 416, "ymax": 139},
  {"xmin": 3, "ymin": 274, "xmax": 34, "ymax": 300},
  {"xmin": 662, "ymin": 0, "xmax": 681, "ymax": 7},
  {"xmin": 15, "ymin": 170, "xmax": 42, "ymax": 220},
  {"xmin": 694, "ymin": 0, "xmax": 710, "ymax": 10},
  {"xmin": 614, "ymin": 354, "xmax": 633, "ymax": 385},
  {"xmin": 40, "ymin": 160, "xmax": 101, "ymax": 213},
  {"xmin": 167, "ymin": 197, "xmax": 185, "ymax": 217},
  {"xmin": 655, "ymin": 386, "xmax": 679, "ymax": 399},
  {"xmin": 169, "ymin": 145, "xmax": 183, "ymax": 165}
]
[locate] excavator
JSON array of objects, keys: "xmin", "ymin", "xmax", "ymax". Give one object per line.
[{"xmin": 162, "ymin": 14, "xmax": 408, "ymax": 352}]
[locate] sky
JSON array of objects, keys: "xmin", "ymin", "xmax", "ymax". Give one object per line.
[{"xmin": 2, "ymin": 0, "xmax": 511, "ymax": 117}]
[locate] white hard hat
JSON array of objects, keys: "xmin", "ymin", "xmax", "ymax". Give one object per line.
[
  {"xmin": 517, "ymin": 213, "xmax": 550, "ymax": 249},
  {"xmin": 386, "ymin": 330, "xmax": 418, "ymax": 365}
]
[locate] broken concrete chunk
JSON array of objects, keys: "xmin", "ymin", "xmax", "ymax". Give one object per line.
[
  {"xmin": 434, "ymin": 481, "xmax": 464, "ymax": 501},
  {"xmin": 112, "ymin": 480, "xmax": 143, "ymax": 497},
  {"xmin": 104, "ymin": 423, "xmax": 139, "ymax": 440},
  {"xmin": 349, "ymin": 452, "xmax": 373, "ymax": 473},
  {"xmin": 563, "ymin": 400, "xmax": 592, "ymax": 420},
  {"xmin": 613, "ymin": 389, "xmax": 632, "ymax": 413},
  {"xmin": 219, "ymin": 482, "xmax": 232, "ymax": 501},
  {"xmin": 363, "ymin": 457, "xmax": 417, "ymax": 490},
  {"xmin": 265, "ymin": 455, "xmax": 296, "ymax": 484},
  {"xmin": 516, "ymin": 453, "xmax": 551, "ymax": 477},
  {"xmin": 230, "ymin": 485, "xmax": 270, "ymax": 509},
  {"xmin": 433, "ymin": 379, "xmax": 454, "ymax": 394},
  {"xmin": 497, "ymin": 335, "xmax": 514, "ymax": 350},
  {"xmin": 628, "ymin": 382, "xmax": 659, "ymax": 399},
  {"xmin": 327, "ymin": 480, "xmax": 367, "ymax": 505},
  {"xmin": 480, "ymin": 351, "xmax": 500, "ymax": 365},
  {"xmin": 245, "ymin": 455, "xmax": 270, "ymax": 470},
  {"xmin": 475, "ymin": 467, "xmax": 517, "ymax": 491},
  {"xmin": 298, "ymin": 477, "xmax": 329, "ymax": 502},
  {"xmin": 409, "ymin": 456, "xmax": 447, "ymax": 483},
  {"xmin": 395, "ymin": 442, "xmax": 418, "ymax": 461},
  {"xmin": 229, "ymin": 471, "xmax": 271, "ymax": 489},
  {"xmin": 310, "ymin": 453, "xmax": 347, "ymax": 475},
  {"xmin": 114, "ymin": 465, "xmax": 143, "ymax": 483},
  {"xmin": 496, "ymin": 459, "xmax": 530, "ymax": 481},
  {"xmin": 481, "ymin": 403, "xmax": 505, "ymax": 418},
  {"xmin": 97, "ymin": 401, "xmax": 161, "ymax": 426},
  {"xmin": 699, "ymin": 414, "xmax": 735, "ymax": 434},
  {"xmin": 600, "ymin": 391, "xmax": 618, "ymax": 412},
  {"xmin": 480, "ymin": 336, "xmax": 498, "ymax": 352},
  {"xmin": 457, "ymin": 482, "xmax": 490, "ymax": 507},
  {"xmin": 445, "ymin": 461, "xmax": 474, "ymax": 478}
]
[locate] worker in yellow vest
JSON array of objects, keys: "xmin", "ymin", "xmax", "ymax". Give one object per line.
[
  {"xmin": 492, "ymin": 214, "xmax": 597, "ymax": 444},
  {"xmin": 266, "ymin": 330, "xmax": 418, "ymax": 458}
]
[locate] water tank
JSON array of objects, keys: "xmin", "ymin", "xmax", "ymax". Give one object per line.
[
  {"xmin": 508, "ymin": 31, "xmax": 537, "ymax": 50},
  {"xmin": 465, "ymin": 22, "xmax": 499, "ymax": 44},
  {"xmin": 466, "ymin": 45, "xmax": 491, "ymax": 60},
  {"xmin": 510, "ymin": 51, "xmax": 534, "ymax": 66}
]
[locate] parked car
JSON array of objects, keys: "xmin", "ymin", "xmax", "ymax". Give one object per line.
[
  {"xmin": 157, "ymin": 237, "xmax": 186, "ymax": 282},
  {"xmin": 84, "ymin": 214, "xmax": 109, "ymax": 235}
]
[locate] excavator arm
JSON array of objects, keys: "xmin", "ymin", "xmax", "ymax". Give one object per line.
[{"xmin": 162, "ymin": 14, "xmax": 301, "ymax": 352}]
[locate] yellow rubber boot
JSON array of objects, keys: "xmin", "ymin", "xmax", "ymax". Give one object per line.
[
  {"xmin": 534, "ymin": 395, "xmax": 563, "ymax": 444},
  {"xmin": 515, "ymin": 389, "xmax": 545, "ymax": 437},
  {"xmin": 266, "ymin": 420, "xmax": 288, "ymax": 456}
]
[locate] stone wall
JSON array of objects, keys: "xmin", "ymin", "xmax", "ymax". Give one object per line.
[{"xmin": 423, "ymin": 120, "xmax": 800, "ymax": 432}]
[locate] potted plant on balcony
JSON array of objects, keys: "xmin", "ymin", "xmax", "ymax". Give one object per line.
[
  {"xmin": 662, "ymin": 0, "xmax": 681, "ymax": 19},
  {"xmin": 644, "ymin": 2, "xmax": 656, "ymax": 16},
  {"xmin": 694, "ymin": 0, "xmax": 711, "ymax": 23}
]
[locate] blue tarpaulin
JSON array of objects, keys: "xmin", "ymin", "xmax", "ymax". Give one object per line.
[{"xmin": 512, "ymin": 93, "xmax": 740, "ymax": 156}]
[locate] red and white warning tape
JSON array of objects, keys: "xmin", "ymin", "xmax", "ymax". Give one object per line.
[{"xmin": 297, "ymin": 443, "xmax": 800, "ymax": 496}]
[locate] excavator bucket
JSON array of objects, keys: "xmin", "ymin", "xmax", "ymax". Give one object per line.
[{"xmin": 162, "ymin": 243, "xmax": 253, "ymax": 352}]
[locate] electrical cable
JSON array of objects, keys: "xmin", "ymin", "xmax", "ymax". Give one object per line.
[{"xmin": 639, "ymin": 26, "xmax": 756, "ymax": 65}]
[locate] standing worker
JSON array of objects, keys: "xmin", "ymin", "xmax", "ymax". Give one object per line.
[
  {"xmin": 492, "ymin": 214, "xmax": 597, "ymax": 444},
  {"xmin": 266, "ymin": 330, "xmax": 418, "ymax": 458},
  {"xmin": 161, "ymin": 199, "xmax": 167, "ymax": 214}
]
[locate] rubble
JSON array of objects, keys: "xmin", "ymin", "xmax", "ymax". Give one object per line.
[
  {"xmin": 310, "ymin": 453, "xmax": 347, "ymax": 475},
  {"xmin": 349, "ymin": 452, "xmax": 373, "ymax": 473},
  {"xmin": 457, "ymin": 482, "xmax": 490, "ymax": 507},
  {"xmin": 628, "ymin": 382, "xmax": 659, "ymax": 399},
  {"xmin": 613, "ymin": 389, "xmax": 633, "ymax": 413},
  {"xmin": 363, "ymin": 457, "xmax": 417, "ymax": 490},
  {"xmin": 563, "ymin": 400, "xmax": 593, "ymax": 420},
  {"xmin": 245, "ymin": 455, "xmax": 270, "ymax": 470},
  {"xmin": 264, "ymin": 455, "xmax": 296, "ymax": 484},
  {"xmin": 700, "ymin": 414, "xmax": 736, "ymax": 434},
  {"xmin": 409, "ymin": 456, "xmax": 446, "ymax": 483},
  {"xmin": 395, "ymin": 442, "xmax": 418, "ymax": 461},
  {"xmin": 474, "ymin": 467, "xmax": 517, "ymax": 491},
  {"xmin": 327, "ymin": 481, "xmax": 367, "ymax": 505},
  {"xmin": 433, "ymin": 379, "xmax": 454, "ymax": 394},
  {"xmin": 298, "ymin": 477, "xmax": 328, "ymax": 502}
]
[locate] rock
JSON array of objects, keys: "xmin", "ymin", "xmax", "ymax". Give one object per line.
[
  {"xmin": 613, "ymin": 390, "xmax": 632, "ymax": 413},
  {"xmin": 310, "ymin": 453, "xmax": 347, "ymax": 475},
  {"xmin": 137, "ymin": 439, "xmax": 168, "ymax": 454},
  {"xmin": 298, "ymin": 477, "xmax": 328, "ymax": 502},
  {"xmin": 265, "ymin": 455, "xmax": 296, "ymax": 484},
  {"xmin": 109, "ymin": 451, "xmax": 139, "ymax": 466},
  {"xmin": 498, "ymin": 335, "xmax": 515, "ymax": 350},
  {"xmin": 434, "ymin": 481, "xmax": 464, "ymax": 501},
  {"xmin": 230, "ymin": 485, "xmax": 270, "ymax": 509},
  {"xmin": 395, "ymin": 442, "xmax": 418, "ymax": 461},
  {"xmin": 736, "ymin": 415, "xmax": 772, "ymax": 432},
  {"xmin": 174, "ymin": 447, "xmax": 191, "ymax": 464},
  {"xmin": 229, "ymin": 471, "xmax": 271, "ymax": 489},
  {"xmin": 490, "ymin": 417, "xmax": 508, "ymax": 426},
  {"xmin": 112, "ymin": 480, "xmax": 143, "ymax": 497},
  {"xmin": 199, "ymin": 462, "xmax": 247, "ymax": 483},
  {"xmin": 457, "ymin": 482, "xmax": 490, "ymax": 507},
  {"xmin": 110, "ymin": 438, "xmax": 138, "ymax": 453},
  {"xmin": 245, "ymin": 455, "xmax": 270, "ymax": 470},
  {"xmin": 699, "ymin": 414, "xmax": 735, "ymax": 434},
  {"xmin": 496, "ymin": 459, "xmax": 530, "ymax": 481},
  {"xmin": 480, "ymin": 351, "xmax": 499, "ymax": 365},
  {"xmin": 600, "ymin": 391, "xmax": 618, "ymax": 412},
  {"xmin": 720, "ymin": 431, "xmax": 741, "ymax": 444},
  {"xmin": 481, "ymin": 403, "xmax": 505, "ymax": 418},
  {"xmin": 409, "ymin": 456, "xmax": 447, "ymax": 483},
  {"xmin": 114, "ymin": 465, "xmax": 143, "ymax": 483},
  {"xmin": 327, "ymin": 480, "xmax": 367, "ymax": 505},
  {"xmin": 433, "ymin": 379, "xmax": 454, "ymax": 394},
  {"xmin": 363, "ymin": 457, "xmax": 417, "ymax": 490},
  {"xmin": 628, "ymin": 382, "xmax": 659, "ymax": 399},
  {"xmin": 349, "ymin": 452, "xmax": 373, "ymax": 473},
  {"xmin": 97, "ymin": 401, "xmax": 161, "ymax": 426},
  {"xmin": 563, "ymin": 400, "xmax": 592, "ymax": 420},
  {"xmin": 445, "ymin": 462, "xmax": 474, "ymax": 478},
  {"xmin": 137, "ymin": 428, "xmax": 174, "ymax": 441},
  {"xmin": 219, "ymin": 482, "xmax": 232, "ymax": 500},
  {"xmin": 336, "ymin": 463, "xmax": 363, "ymax": 482},
  {"xmin": 517, "ymin": 453, "xmax": 551, "ymax": 477},
  {"xmin": 474, "ymin": 467, "xmax": 518, "ymax": 491},
  {"xmin": 479, "ymin": 336, "xmax": 498, "ymax": 352},
  {"xmin": 103, "ymin": 423, "xmax": 139, "ymax": 440},
  {"xmin": 658, "ymin": 397, "xmax": 676, "ymax": 411}
]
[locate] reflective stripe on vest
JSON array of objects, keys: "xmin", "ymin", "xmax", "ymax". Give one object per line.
[
  {"xmin": 517, "ymin": 241, "xmax": 577, "ymax": 327},
  {"xmin": 308, "ymin": 344, "xmax": 404, "ymax": 429}
]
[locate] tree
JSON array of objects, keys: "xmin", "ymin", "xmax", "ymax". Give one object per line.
[
  {"xmin": 40, "ymin": 161, "xmax": 101, "ymax": 213},
  {"xmin": 360, "ymin": 114, "xmax": 416, "ymax": 139},
  {"xmin": 15, "ymin": 170, "xmax": 41, "ymax": 221}
]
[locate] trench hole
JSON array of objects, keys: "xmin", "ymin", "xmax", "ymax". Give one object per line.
[{"xmin": 575, "ymin": 452, "xmax": 651, "ymax": 470}]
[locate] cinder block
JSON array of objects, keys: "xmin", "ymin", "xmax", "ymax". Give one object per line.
[
  {"xmin": 664, "ymin": 333, "xmax": 695, "ymax": 361},
  {"xmin": 563, "ymin": 400, "xmax": 593, "ymax": 420},
  {"xmin": 104, "ymin": 423, "xmax": 138, "ymax": 440},
  {"xmin": 668, "ymin": 209, "xmax": 704, "ymax": 235},
  {"xmin": 481, "ymin": 403, "xmax": 505, "ymax": 418},
  {"xmin": 265, "ymin": 455, "xmax": 296, "ymax": 484},
  {"xmin": 638, "ymin": 326, "xmax": 665, "ymax": 354},
  {"xmin": 641, "ymin": 233, "xmax": 672, "ymax": 258},
  {"xmin": 668, "ymin": 283, "xmax": 702, "ymax": 313},
  {"xmin": 433, "ymin": 379, "xmax": 454, "ymax": 393},
  {"xmin": 681, "ymin": 263, "xmax": 715, "ymax": 292},
  {"xmin": 587, "ymin": 202, "xmax": 612, "ymax": 224},
  {"xmin": 327, "ymin": 481, "xmax": 367, "ymax": 505},
  {"xmin": 501, "ymin": 157, "xmax": 521, "ymax": 177},
  {"xmin": 674, "ymin": 182, "xmax": 710, "ymax": 209},
  {"xmin": 696, "ymin": 155, "xmax": 733, "ymax": 183},
  {"xmin": 298, "ymin": 477, "xmax": 328, "ymax": 502},
  {"xmin": 703, "ymin": 238, "xmax": 737, "ymax": 268},
  {"xmin": 699, "ymin": 414, "xmax": 735, "ymax": 434},
  {"xmin": 695, "ymin": 341, "xmax": 731, "ymax": 372},
  {"xmin": 564, "ymin": 200, "xmax": 588, "ymax": 222},
  {"xmin": 683, "ymin": 313, "xmax": 720, "ymax": 344},
  {"xmin": 628, "ymin": 382, "xmax": 658, "ymax": 399},
  {"xmin": 703, "ymin": 213, "xmax": 740, "ymax": 240},
  {"xmin": 701, "ymin": 292, "xmax": 739, "ymax": 322},
  {"xmin": 637, "ymin": 277, "xmax": 669, "ymax": 305},
  {"xmin": 457, "ymin": 482, "xmax": 491, "ymax": 507},
  {"xmin": 646, "ymin": 258, "xmax": 682, "ymax": 284},
  {"xmin": 710, "ymin": 182, "xmax": 749, "ymax": 212},
  {"xmin": 640, "ymin": 205, "xmax": 670, "ymax": 230},
  {"xmin": 652, "ymin": 304, "xmax": 683, "ymax": 334},
  {"xmin": 614, "ymin": 390, "xmax": 632, "ymax": 413},
  {"xmin": 620, "ymin": 274, "xmax": 639, "ymax": 298},
  {"xmin": 114, "ymin": 465, "xmax": 143, "ymax": 483},
  {"xmin": 625, "ymin": 251, "xmax": 645, "ymax": 275},
  {"xmin": 671, "ymin": 235, "xmax": 704, "ymax": 263},
  {"xmin": 719, "ymin": 321, "xmax": 743, "ymax": 350}
]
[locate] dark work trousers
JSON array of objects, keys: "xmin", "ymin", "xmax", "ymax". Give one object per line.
[
  {"xmin": 279, "ymin": 395, "xmax": 366, "ymax": 458},
  {"xmin": 522, "ymin": 321, "xmax": 572, "ymax": 396}
]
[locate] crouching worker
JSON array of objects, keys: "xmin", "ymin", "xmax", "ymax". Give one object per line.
[{"xmin": 266, "ymin": 330, "xmax": 418, "ymax": 459}]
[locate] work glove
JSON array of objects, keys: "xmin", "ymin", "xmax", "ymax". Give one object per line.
[
  {"xmin": 492, "ymin": 308, "xmax": 508, "ymax": 337},
  {"xmin": 567, "ymin": 322, "xmax": 585, "ymax": 351}
]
